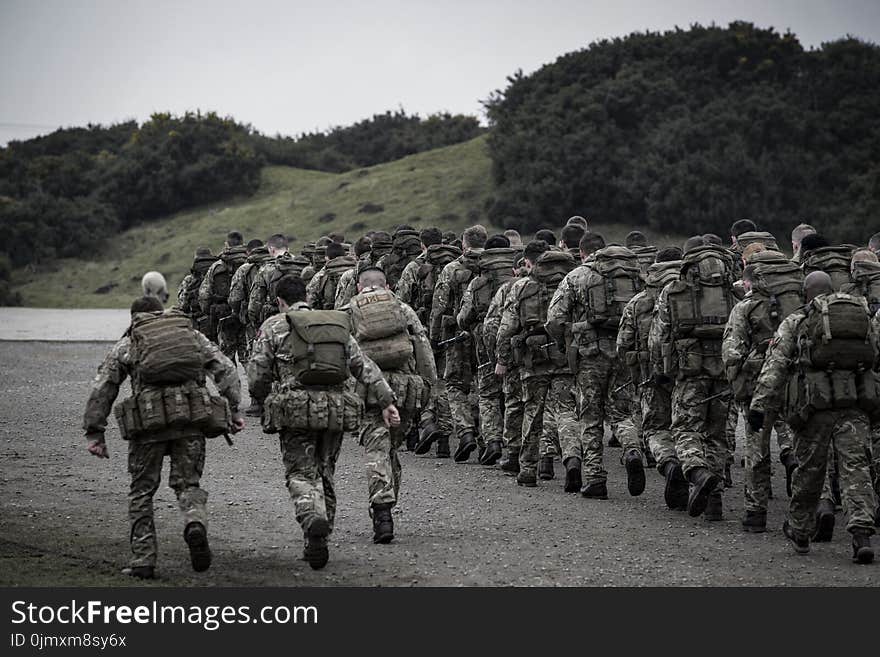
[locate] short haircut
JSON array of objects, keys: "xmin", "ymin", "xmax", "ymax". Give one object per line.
[
  {"xmin": 868, "ymin": 232, "xmax": 880, "ymax": 252},
  {"xmin": 579, "ymin": 231, "xmax": 606, "ymax": 254},
  {"xmin": 246, "ymin": 239, "xmax": 263, "ymax": 251},
  {"xmin": 656, "ymin": 246, "xmax": 682, "ymax": 262},
  {"xmin": 226, "ymin": 231, "xmax": 244, "ymax": 247},
  {"xmin": 130, "ymin": 296, "xmax": 164, "ymax": 315},
  {"xmin": 791, "ymin": 223, "xmax": 816, "ymax": 244},
  {"xmin": 267, "ymin": 233, "xmax": 288, "ymax": 249},
  {"xmin": 358, "ymin": 267, "xmax": 387, "ymax": 287},
  {"xmin": 566, "ymin": 216, "xmax": 589, "ymax": 230},
  {"xmin": 625, "ymin": 231, "xmax": 648, "ymax": 248},
  {"xmin": 852, "ymin": 248, "xmax": 878, "ymax": 264},
  {"xmin": 276, "ymin": 275, "xmax": 307, "ymax": 304},
  {"xmin": 394, "ymin": 224, "xmax": 415, "ymax": 233},
  {"xmin": 316, "ymin": 236, "xmax": 333, "ymax": 247},
  {"xmin": 742, "ymin": 242, "xmax": 766, "ymax": 263},
  {"xmin": 683, "ymin": 236, "xmax": 706, "ymax": 253},
  {"xmin": 561, "ymin": 223, "xmax": 585, "ymax": 249},
  {"xmin": 485, "ymin": 234, "xmax": 511, "ymax": 250},
  {"xmin": 442, "ymin": 231, "xmax": 457, "ymax": 244},
  {"xmin": 504, "ymin": 229, "xmax": 523, "ymax": 246},
  {"xmin": 372, "ymin": 231, "xmax": 392, "ymax": 244},
  {"xmin": 325, "ymin": 242, "xmax": 346, "ymax": 260},
  {"xmin": 462, "ymin": 225, "xmax": 488, "ymax": 249},
  {"xmin": 730, "ymin": 219, "xmax": 757, "ymax": 237},
  {"xmin": 703, "ymin": 233, "xmax": 723, "ymax": 246},
  {"xmin": 524, "ymin": 240, "xmax": 550, "ymax": 263},
  {"xmin": 420, "ymin": 227, "xmax": 443, "ymax": 247},
  {"xmin": 535, "ymin": 229, "xmax": 556, "ymax": 244},
  {"xmin": 353, "ymin": 236, "xmax": 372, "ymax": 257},
  {"xmin": 329, "ymin": 232, "xmax": 345, "ymax": 243},
  {"xmin": 800, "ymin": 233, "xmax": 830, "ymax": 253}
]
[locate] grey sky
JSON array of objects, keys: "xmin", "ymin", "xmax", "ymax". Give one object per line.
[{"xmin": 1, "ymin": 0, "xmax": 879, "ymax": 146}]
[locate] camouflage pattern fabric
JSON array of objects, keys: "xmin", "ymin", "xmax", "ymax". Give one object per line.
[
  {"xmin": 502, "ymin": 371, "xmax": 524, "ymax": 450},
  {"xmin": 670, "ymin": 377, "xmax": 729, "ymax": 480},
  {"xmin": 725, "ymin": 402, "xmax": 738, "ymax": 467},
  {"xmin": 279, "ymin": 428, "xmax": 344, "ymax": 534},
  {"xmin": 640, "ymin": 379, "xmax": 676, "ymax": 469},
  {"xmin": 736, "ymin": 400, "xmax": 793, "ymax": 513},
  {"xmin": 520, "ymin": 375, "xmax": 578, "ymax": 475},
  {"xmin": 359, "ymin": 406, "xmax": 410, "ymax": 506}
]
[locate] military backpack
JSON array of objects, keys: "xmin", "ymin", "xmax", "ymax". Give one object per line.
[
  {"xmin": 210, "ymin": 247, "xmax": 248, "ymax": 303},
  {"xmin": 748, "ymin": 250, "xmax": 805, "ymax": 349},
  {"xmin": 844, "ymin": 260, "xmax": 880, "ymax": 315},
  {"xmin": 314, "ymin": 255, "xmax": 357, "ymax": 310},
  {"xmin": 415, "ymin": 244, "xmax": 461, "ymax": 318},
  {"xmin": 666, "ymin": 245, "xmax": 736, "ymax": 340},
  {"xmin": 736, "ymin": 231, "xmax": 780, "ymax": 252},
  {"xmin": 130, "ymin": 310, "xmax": 204, "ymax": 385},
  {"xmin": 383, "ymin": 230, "xmax": 422, "ymax": 289},
  {"xmin": 801, "ymin": 246, "xmax": 855, "ymax": 291},
  {"xmin": 585, "ymin": 245, "xmax": 643, "ymax": 331},
  {"xmin": 350, "ymin": 289, "xmax": 414, "ymax": 370},
  {"xmin": 471, "ymin": 247, "xmax": 518, "ymax": 321},
  {"xmin": 280, "ymin": 310, "xmax": 351, "ymax": 386},
  {"xmin": 262, "ymin": 253, "xmax": 310, "ymax": 321},
  {"xmin": 630, "ymin": 245, "xmax": 659, "ymax": 279}
]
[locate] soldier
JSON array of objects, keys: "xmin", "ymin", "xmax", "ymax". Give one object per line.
[
  {"xmin": 142, "ymin": 271, "xmax": 170, "ymax": 305},
  {"xmin": 558, "ymin": 223, "xmax": 585, "ymax": 261},
  {"xmin": 429, "ymin": 225, "xmax": 487, "ymax": 462},
  {"xmin": 625, "ymin": 231, "xmax": 658, "ymax": 280},
  {"xmin": 198, "ymin": 231, "xmax": 248, "ymax": 354},
  {"xmin": 377, "ymin": 228, "xmax": 422, "ymax": 290},
  {"xmin": 504, "ymin": 229, "xmax": 523, "ymax": 247},
  {"xmin": 566, "ymin": 216, "xmax": 589, "ymax": 231},
  {"xmin": 176, "ymin": 248, "xmax": 217, "ymax": 323},
  {"xmin": 791, "ymin": 223, "xmax": 817, "ymax": 264},
  {"xmin": 248, "ymin": 234, "xmax": 309, "ymax": 328},
  {"xmin": 347, "ymin": 267, "xmax": 436, "ymax": 543},
  {"xmin": 301, "ymin": 236, "xmax": 332, "ymax": 286},
  {"xmin": 334, "ymin": 236, "xmax": 374, "ymax": 309},
  {"xmin": 83, "ymin": 295, "xmax": 243, "ymax": 579},
  {"xmin": 457, "ymin": 235, "xmax": 517, "ymax": 466},
  {"xmin": 396, "ymin": 227, "xmax": 442, "ymax": 312},
  {"xmin": 869, "ymin": 232, "xmax": 880, "ymax": 257},
  {"xmin": 617, "ymin": 247, "xmax": 683, "ymax": 507},
  {"xmin": 649, "ymin": 239, "xmax": 737, "ymax": 519},
  {"xmin": 370, "ymin": 231, "xmax": 394, "ymax": 261},
  {"xmin": 723, "ymin": 254, "xmax": 802, "ymax": 532},
  {"xmin": 535, "ymin": 229, "xmax": 557, "ymax": 247},
  {"xmin": 306, "ymin": 241, "xmax": 356, "ymax": 309},
  {"xmin": 750, "ymin": 272, "xmax": 877, "ymax": 563},
  {"xmin": 228, "ymin": 239, "xmax": 271, "ymax": 357},
  {"xmin": 248, "ymin": 275, "xmax": 399, "ymax": 569},
  {"xmin": 496, "ymin": 243, "xmax": 579, "ymax": 488}
]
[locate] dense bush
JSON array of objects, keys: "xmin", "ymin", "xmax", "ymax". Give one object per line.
[{"xmin": 483, "ymin": 22, "xmax": 880, "ymax": 243}]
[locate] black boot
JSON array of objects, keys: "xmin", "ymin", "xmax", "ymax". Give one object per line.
[
  {"xmin": 662, "ymin": 460, "xmax": 688, "ymax": 510},
  {"xmin": 123, "ymin": 565, "xmax": 155, "ymax": 579},
  {"xmin": 564, "ymin": 457, "xmax": 582, "ymax": 493},
  {"xmin": 371, "ymin": 503, "xmax": 394, "ymax": 544},
  {"xmin": 184, "ymin": 522, "xmax": 212, "ymax": 573},
  {"xmin": 414, "ymin": 422, "xmax": 441, "ymax": 455},
  {"xmin": 436, "ymin": 434, "xmax": 450, "ymax": 458},
  {"xmin": 303, "ymin": 517, "xmax": 331, "ymax": 570},
  {"xmin": 479, "ymin": 440, "xmax": 503, "ymax": 466},
  {"xmin": 538, "ymin": 456, "xmax": 555, "ymax": 480},
  {"xmin": 580, "ymin": 480, "xmax": 608, "ymax": 500},
  {"xmin": 453, "ymin": 431, "xmax": 477, "ymax": 463},
  {"xmin": 624, "ymin": 449, "xmax": 646, "ymax": 496},
  {"xmin": 783, "ymin": 520, "xmax": 810, "ymax": 555},
  {"xmin": 405, "ymin": 424, "xmax": 419, "ymax": 452},
  {"xmin": 852, "ymin": 530, "xmax": 875, "ymax": 564},
  {"xmin": 780, "ymin": 449, "xmax": 798, "ymax": 498},
  {"xmin": 499, "ymin": 448, "xmax": 520, "ymax": 475},
  {"xmin": 686, "ymin": 467, "xmax": 722, "ymax": 518},
  {"xmin": 516, "ymin": 469, "xmax": 537, "ymax": 487},
  {"xmin": 813, "ymin": 499, "xmax": 836, "ymax": 542},
  {"xmin": 742, "ymin": 510, "xmax": 767, "ymax": 533},
  {"xmin": 704, "ymin": 491, "xmax": 723, "ymax": 521}
]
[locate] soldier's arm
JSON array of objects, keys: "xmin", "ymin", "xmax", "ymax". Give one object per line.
[
  {"xmin": 495, "ymin": 289, "xmax": 521, "ymax": 369},
  {"xmin": 647, "ymin": 286, "xmax": 672, "ymax": 374},
  {"xmin": 483, "ymin": 286, "xmax": 506, "ymax": 359},
  {"xmin": 456, "ymin": 279, "xmax": 478, "ymax": 331},
  {"xmin": 750, "ymin": 315, "xmax": 800, "ymax": 414},
  {"xmin": 194, "ymin": 331, "xmax": 241, "ymax": 412},
  {"xmin": 197, "ymin": 263, "xmax": 218, "ymax": 314},
  {"xmin": 347, "ymin": 336, "xmax": 396, "ymax": 408},
  {"xmin": 545, "ymin": 273, "xmax": 575, "ymax": 344},
  {"xmin": 176, "ymin": 274, "xmax": 192, "ymax": 310},
  {"xmin": 245, "ymin": 318, "xmax": 279, "ymax": 403},
  {"xmin": 721, "ymin": 301, "xmax": 752, "ymax": 380},
  {"xmin": 615, "ymin": 296, "xmax": 638, "ymax": 360},
  {"xmin": 333, "ymin": 270, "xmax": 354, "ymax": 309},
  {"xmin": 395, "ymin": 262, "xmax": 416, "ymax": 305},
  {"xmin": 305, "ymin": 270, "xmax": 323, "ymax": 306},
  {"xmin": 428, "ymin": 264, "xmax": 454, "ymax": 342},
  {"xmin": 227, "ymin": 266, "xmax": 246, "ymax": 316},
  {"xmin": 247, "ymin": 272, "xmax": 267, "ymax": 326},
  {"xmin": 82, "ymin": 338, "xmax": 130, "ymax": 439},
  {"xmin": 402, "ymin": 302, "xmax": 437, "ymax": 384}
]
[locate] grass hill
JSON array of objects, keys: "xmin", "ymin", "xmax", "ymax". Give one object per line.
[{"xmin": 11, "ymin": 135, "xmax": 687, "ymax": 308}]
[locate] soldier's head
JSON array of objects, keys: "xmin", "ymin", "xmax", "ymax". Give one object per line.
[
  {"xmin": 578, "ymin": 231, "xmax": 606, "ymax": 261},
  {"xmin": 625, "ymin": 231, "xmax": 648, "ymax": 248},
  {"xmin": 130, "ymin": 295, "xmax": 164, "ymax": 316},
  {"xmin": 535, "ymin": 229, "xmax": 556, "ymax": 246},
  {"xmin": 560, "ymin": 223, "xmax": 585, "ymax": 250},
  {"xmin": 851, "ymin": 248, "xmax": 879, "ymax": 277},
  {"xmin": 370, "ymin": 231, "xmax": 393, "ymax": 261},
  {"xmin": 566, "ymin": 215, "xmax": 589, "ymax": 231},
  {"xmin": 868, "ymin": 232, "xmax": 880, "ymax": 255},
  {"xmin": 741, "ymin": 264, "xmax": 757, "ymax": 293},
  {"xmin": 799, "ymin": 232, "xmax": 830, "ymax": 257},
  {"xmin": 442, "ymin": 231, "xmax": 458, "ymax": 245},
  {"xmin": 329, "ymin": 232, "xmax": 345, "ymax": 244},
  {"xmin": 325, "ymin": 242, "xmax": 346, "ymax": 261},
  {"xmin": 420, "ymin": 227, "xmax": 443, "ymax": 252},
  {"xmin": 803, "ymin": 271, "xmax": 833, "ymax": 303},
  {"xmin": 275, "ymin": 275, "xmax": 307, "ymax": 311},
  {"xmin": 462, "ymin": 225, "xmax": 488, "ymax": 254},
  {"xmin": 266, "ymin": 233, "xmax": 289, "ymax": 257},
  {"xmin": 523, "ymin": 240, "xmax": 550, "ymax": 271},
  {"xmin": 357, "ymin": 266, "xmax": 388, "ymax": 293},
  {"xmin": 353, "ymin": 236, "xmax": 372, "ymax": 258},
  {"xmin": 246, "ymin": 239, "xmax": 263, "ymax": 255},
  {"xmin": 485, "ymin": 234, "xmax": 511, "ymax": 250},
  {"xmin": 504, "ymin": 229, "xmax": 523, "ymax": 246},
  {"xmin": 703, "ymin": 233, "xmax": 723, "ymax": 246},
  {"xmin": 225, "ymin": 231, "xmax": 244, "ymax": 249},
  {"xmin": 730, "ymin": 219, "xmax": 757, "ymax": 247},
  {"xmin": 656, "ymin": 246, "xmax": 683, "ymax": 263},
  {"xmin": 683, "ymin": 235, "xmax": 706, "ymax": 254},
  {"xmin": 141, "ymin": 271, "xmax": 169, "ymax": 305},
  {"xmin": 791, "ymin": 223, "xmax": 817, "ymax": 256},
  {"xmin": 741, "ymin": 242, "xmax": 766, "ymax": 267}
]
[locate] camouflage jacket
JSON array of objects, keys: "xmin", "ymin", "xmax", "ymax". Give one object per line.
[
  {"xmin": 82, "ymin": 323, "xmax": 241, "ymax": 442},
  {"xmin": 615, "ymin": 289, "xmax": 644, "ymax": 361},
  {"xmin": 176, "ymin": 273, "xmax": 195, "ymax": 311},
  {"xmin": 306, "ymin": 255, "xmax": 357, "ymax": 309},
  {"xmin": 428, "ymin": 253, "xmax": 480, "ymax": 342},
  {"xmin": 394, "ymin": 256, "xmax": 425, "ymax": 309},
  {"xmin": 229, "ymin": 248, "xmax": 272, "ymax": 323},
  {"xmin": 482, "ymin": 278, "xmax": 518, "ymax": 363},
  {"xmin": 749, "ymin": 308, "xmax": 808, "ymax": 414},
  {"xmin": 197, "ymin": 246, "xmax": 248, "ymax": 313},
  {"xmin": 545, "ymin": 263, "xmax": 619, "ymax": 357},
  {"xmin": 721, "ymin": 294, "xmax": 763, "ymax": 389},
  {"xmin": 246, "ymin": 302, "xmax": 395, "ymax": 408},
  {"xmin": 646, "ymin": 282, "xmax": 675, "ymax": 374}
]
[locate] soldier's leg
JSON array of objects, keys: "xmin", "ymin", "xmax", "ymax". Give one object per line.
[
  {"xmin": 740, "ymin": 400, "xmax": 772, "ymax": 515},
  {"xmin": 672, "ymin": 378, "xmax": 713, "ymax": 478},
  {"xmin": 539, "ymin": 404, "xmax": 559, "ymax": 458},
  {"xmin": 788, "ymin": 413, "xmax": 835, "ymax": 538},
  {"xmin": 607, "ymin": 356, "xmax": 639, "ymax": 454},
  {"xmin": 703, "ymin": 383, "xmax": 730, "ymax": 481},
  {"xmin": 280, "ymin": 429, "xmax": 330, "ymax": 534},
  {"xmin": 577, "ymin": 357, "xmax": 611, "ymax": 484},
  {"xmin": 549, "ymin": 375, "xmax": 579, "ymax": 461},
  {"xmin": 831, "ymin": 410, "xmax": 877, "ymax": 534},
  {"xmin": 444, "ymin": 343, "xmax": 475, "ymax": 441},
  {"xmin": 127, "ymin": 441, "xmax": 166, "ymax": 568},
  {"xmin": 167, "ymin": 436, "xmax": 208, "ymax": 529},
  {"xmin": 642, "ymin": 382, "xmax": 676, "ymax": 470},
  {"xmin": 725, "ymin": 402, "xmax": 739, "ymax": 467},
  {"xmin": 361, "ymin": 408, "xmax": 396, "ymax": 507},
  {"xmin": 477, "ymin": 362, "xmax": 504, "ymax": 445},
  {"xmin": 520, "ymin": 376, "xmax": 549, "ymax": 476},
  {"xmin": 502, "ymin": 372, "xmax": 524, "ymax": 452},
  {"xmin": 317, "ymin": 430, "xmax": 344, "ymax": 530}
]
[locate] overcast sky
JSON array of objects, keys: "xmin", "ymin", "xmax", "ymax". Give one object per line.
[{"xmin": 2, "ymin": 0, "xmax": 879, "ymax": 145}]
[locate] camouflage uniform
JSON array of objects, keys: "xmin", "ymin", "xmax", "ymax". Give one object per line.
[
  {"xmin": 247, "ymin": 252, "xmax": 309, "ymax": 326},
  {"xmin": 247, "ymin": 303, "xmax": 394, "ymax": 539},
  {"xmin": 176, "ymin": 253, "xmax": 217, "ymax": 331},
  {"xmin": 333, "ymin": 252, "xmax": 376, "ymax": 309},
  {"xmin": 198, "ymin": 246, "xmax": 248, "ymax": 357},
  {"xmin": 394, "ymin": 256, "xmax": 425, "ymax": 309},
  {"xmin": 228, "ymin": 245, "xmax": 272, "ymax": 359},
  {"xmin": 83, "ymin": 321, "xmax": 240, "ymax": 569},
  {"xmin": 306, "ymin": 254, "xmax": 357, "ymax": 309},
  {"xmin": 751, "ymin": 304, "xmax": 877, "ymax": 538},
  {"xmin": 484, "ymin": 281, "xmax": 523, "ymax": 451}
]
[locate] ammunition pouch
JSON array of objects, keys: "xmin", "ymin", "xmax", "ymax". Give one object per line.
[
  {"xmin": 673, "ymin": 338, "xmax": 723, "ymax": 379},
  {"xmin": 113, "ymin": 383, "xmax": 230, "ymax": 440},
  {"xmin": 364, "ymin": 371, "xmax": 426, "ymax": 415},
  {"xmin": 786, "ymin": 369, "xmax": 880, "ymax": 428},
  {"xmin": 262, "ymin": 384, "xmax": 362, "ymax": 434},
  {"xmin": 730, "ymin": 353, "xmax": 765, "ymax": 401}
]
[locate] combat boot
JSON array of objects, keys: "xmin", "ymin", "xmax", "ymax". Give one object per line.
[
  {"xmin": 499, "ymin": 448, "xmax": 520, "ymax": 475},
  {"xmin": 563, "ymin": 457, "xmax": 582, "ymax": 493},
  {"xmin": 538, "ymin": 456, "xmax": 555, "ymax": 480},
  {"xmin": 780, "ymin": 449, "xmax": 798, "ymax": 497},
  {"xmin": 704, "ymin": 491, "xmax": 723, "ymax": 521},
  {"xmin": 303, "ymin": 516, "xmax": 331, "ymax": 570},
  {"xmin": 405, "ymin": 424, "xmax": 419, "ymax": 452},
  {"xmin": 371, "ymin": 503, "xmax": 394, "ymax": 544},
  {"xmin": 436, "ymin": 434, "xmax": 450, "ymax": 458},
  {"xmin": 782, "ymin": 520, "xmax": 810, "ymax": 555},
  {"xmin": 122, "ymin": 565, "xmax": 155, "ymax": 579},
  {"xmin": 453, "ymin": 431, "xmax": 477, "ymax": 463},
  {"xmin": 414, "ymin": 422, "xmax": 441, "ymax": 455},
  {"xmin": 741, "ymin": 510, "xmax": 767, "ymax": 533},
  {"xmin": 184, "ymin": 521, "xmax": 212, "ymax": 573},
  {"xmin": 686, "ymin": 467, "xmax": 722, "ymax": 518},
  {"xmin": 516, "ymin": 469, "xmax": 537, "ymax": 487},
  {"xmin": 852, "ymin": 530, "xmax": 875, "ymax": 564},
  {"xmin": 479, "ymin": 439, "xmax": 503, "ymax": 466},
  {"xmin": 624, "ymin": 449, "xmax": 646, "ymax": 496},
  {"xmin": 813, "ymin": 499, "xmax": 836, "ymax": 542},
  {"xmin": 580, "ymin": 480, "xmax": 608, "ymax": 500},
  {"xmin": 244, "ymin": 402, "xmax": 262, "ymax": 417},
  {"xmin": 662, "ymin": 460, "xmax": 688, "ymax": 510}
]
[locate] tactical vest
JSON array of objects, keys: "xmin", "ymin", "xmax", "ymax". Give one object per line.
[
  {"xmin": 415, "ymin": 244, "xmax": 461, "ymax": 318},
  {"xmin": 515, "ymin": 251, "xmax": 575, "ymax": 369},
  {"xmin": 801, "ymin": 246, "xmax": 855, "ymax": 291},
  {"xmin": 843, "ymin": 260, "xmax": 880, "ymax": 315},
  {"xmin": 350, "ymin": 288, "xmax": 414, "ymax": 370},
  {"xmin": 736, "ymin": 231, "xmax": 780, "ymax": 252},
  {"xmin": 585, "ymin": 245, "xmax": 643, "ymax": 331},
  {"xmin": 130, "ymin": 310, "xmax": 205, "ymax": 385},
  {"xmin": 314, "ymin": 255, "xmax": 357, "ymax": 310},
  {"xmin": 210, "ymin": 247, "xmax": 248, "ymax": 303},
  {"xmin": 471, "ymin": 248, "xmax": 518, "ymax": 321}
]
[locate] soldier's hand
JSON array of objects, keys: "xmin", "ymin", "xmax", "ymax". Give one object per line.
[
  {"xmin": 382, "ymin": 404, "xmax": 401, "ymax": 428},
  {"xmin": 230, "ymin": 412, "xmax": 245, "ymax": 433},
  {"xmin": 747, "ymin": 409, "xmax": 765, "ymax": 433},
  {"xmin": 494, "ymin": 363, "xmax": 507, "ymax": 378},
  {"xmin": 87, "ymin": 437, "xmax": 109, "ymax": 459}
]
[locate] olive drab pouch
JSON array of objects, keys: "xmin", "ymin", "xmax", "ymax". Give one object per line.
[
  {"xmin": 263, "ymin": 386, "xmax": 350, "ymax": 432},
  {"xmin": 624, "ymin": 350, "xmax": 641, "ymax": 384},
  {"xmin": 585, "ymin": 246, "xmax": 643, "ymax": 331},
  {"xmin": 674, "ymin": 338, "xmax": 703, "ymax": 378},
  {"xmin": 856, "ymin": 371, "xmax": 880, "ymax": 421},
  {"xmin": 284, "ymin": 310, "xmax": 351, "ymax": 385},
  {"xmin": 830, "ymin": 370, "xmax": 859, "ymax": 408},
  {"xmin": 440, "ymin": 315, "xmax": 457, "ymax": 342},
  {"xmin": 130, "ymin": 310, "xmax": 204, "ymax": 385},
  {"xmin": 735, "ymin": 231, "xmax": 780, "ymax": 252},
  {"xmin": 350, "ymin": 289, "xmax": 414, "ymax": 370},
  {"xmin": 136, "ymin": 388, "xmax": 167, "ymax": 432},
  {"xmin": 113, "ymin": 397, "xmax": 142, "ymax": 440},
  {"xmin": 802, "ymin": 294, "xmax": 875, "ymax": 371},
  {"xmin": 163, "ymin": 386, "xmax": 191, "ymax": 427},
  {"xmin": 800, "ymin": 370, "xmax": 834, "ymax": 420},
  {"xmin": 801, "ymin": 246, "xmax": 855, "ymax": 292},
  {"xmin": 667, "ymin": 246, "xmax": 735, "ymax": 340}
]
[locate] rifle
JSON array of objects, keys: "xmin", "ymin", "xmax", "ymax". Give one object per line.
[
  {"xmin": 437, "ymin": 331, "xmax": 470, "ymax": 348},
  {"xmin": 683, "ymin": 389, "xmax": 732, "ymax": 408},
  {"xmin": 612, "ymin": 378, "xmax": 652, "ymax": 394}
]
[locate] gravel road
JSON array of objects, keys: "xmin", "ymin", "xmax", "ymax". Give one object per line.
[{"xmin": 0, "ymin": 341, "xmax": 875, "ymax": 587}]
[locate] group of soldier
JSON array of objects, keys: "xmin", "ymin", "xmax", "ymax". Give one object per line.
[{"xmin": 83, "ymin": 216, "xmax": 880, "ymax": 578}]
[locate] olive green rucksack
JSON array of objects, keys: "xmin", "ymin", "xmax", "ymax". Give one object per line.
[
  {"xmin": 471, "ymin": 247, "xmax": 518, "ymax": 321},
  {"xmin": 130, "ymin": 311, "xmax": 205, "ymax": 385},
  {"xmin": 350, "ymin": 289, "xmax": 413, "ymax": 370},
  {"xmin": 801, "ymin": 246, "xmax": 855, "ymax": 292},
  {"xmin": 210, "ymin": 247, "xmax": 248, "ymax": 302},
  {"xmin": 800, "ymin": 293, "xmax": 876, "ymax": 372},
  {"xmin": 516, "ymin": 251, "xmax": 576, "ymax": 366},
  {"xmin": 748, "ymin": 251, "xmax": 805, "ymax": 349},
  {"xmin": 415, "ymin": 244, "xmax": 461, "ymax": 316},
  {"xmin": 633, "ymin": 261, "xmax": 681, "ymax": 352},
  {"xmin": 282, "ymin": 310, "xmax": 351, "ymax": 385},
  {"xmin": 585, "ymin": 246, "xmax": 643, "ymax": 331},
  {"xmin": 630, "ymin": 245, "xmax": 659, "ymax": 279},
  {"xmin": 844, "ymin": 260, "xmax": 880, "ymax": 315},
  {"xmin": 666, "ymin": 245, "xmax": 736, "ymax": 340},
  {"xmin": 384, "ymin": 230, "xmax": 422, "ymax": 289},
  {"xmin": 262, "ymin": 253, "xmax": 310, "ymax": 320},
  {"xmin": 736, "ymin": 231, "xmax": 780, "ymax": 252},
  {"xmin": 314, "ymin": 255, "xmax": 357, "ymax": 310}
]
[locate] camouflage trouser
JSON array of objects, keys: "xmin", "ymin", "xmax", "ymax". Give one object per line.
[
  {"xmin": 873, "ymin": 427, "xmax": 880, "ymax": 498},
  {"xmin": 360, "ymin": 406, "xmax": 413, "ymax": 507},
  {"xmin": 788, "ymin": 409, "xmax": 876, "ymax": 537},
  {"xmin": 128, "ymin": 436, "xmax": 207, "ymax": 568},
  {"xmin": 502, "ymin": 370, "xmax": 524, "ymax": 450},
  {"xmin": 641, "ymin": 380, "xmax": 675, "ymax": 470},
  {"xmin": 520, "ymin": 374, "xmax": 578, "ymax": 475},
  {"xmin": 476, "ymin": 358, "xmax": 504, "ymax": 445},
  {"xmin": 739, "ymin": 400, "xmax": 794, "ymax": 514},
  {"xmin": 279, "ymin": 428, "xmax": 344, "ymax": 536},
  {"xmin": 219, "ymin": 327, "xmax": 248, "ymax": 365},
  {"xmin": 672, "ymin": 377, "xmax": 729, "ymax": 481},
  {"xmin": 540, "ymin": 408, "xmax": 560, "ymax": 459},
  {"xmin": 444, "ymin": 339, "xmax": 476, "ymax": 442},
  {"xmin": 576, "ymin": 352, "xmax": 638, "ymax": 483},
  {"xmin": 421, "ymin": 350, "xmax": 453, "ymax": 435},
  {"xmin": 725, "ymin": 402, "xmax": 738, "ymax": 466}
]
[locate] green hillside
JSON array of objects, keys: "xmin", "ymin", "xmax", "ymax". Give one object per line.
[{"xmin": 12, "ymin": 134, "xmax": 687, "ymax": 308}]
